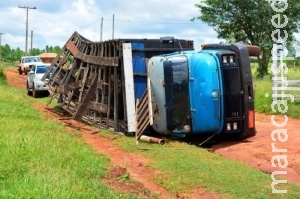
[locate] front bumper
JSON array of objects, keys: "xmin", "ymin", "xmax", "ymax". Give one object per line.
[{"xmin": 35, "ymin": 85, "xmax": 48, "ymax": 91}]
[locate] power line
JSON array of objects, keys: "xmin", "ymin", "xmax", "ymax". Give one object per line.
[
  {"xmin": 113, "ymin": 19, "xmax": 204, "ymax": 24},
  {"xmin": 30, "ymin": 17, "xmax": 204, "ymax": 33}
]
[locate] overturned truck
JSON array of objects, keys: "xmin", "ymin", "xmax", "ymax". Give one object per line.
[{"xmin": 43, "ymin": 31, "xmax": 260, "ymax": 141}]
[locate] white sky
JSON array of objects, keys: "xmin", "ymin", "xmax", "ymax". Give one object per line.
[{"xmin": 0, "ymin": 0, "xmax": 223, "ymax": 51}]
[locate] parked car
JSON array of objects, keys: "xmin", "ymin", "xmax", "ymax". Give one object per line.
[
  {"xmin": 26, "ymin": 63, "xmax": 55, "ymax": 97},
  {"xmin": 16, "ymin": 56, "xmax": 44, "ymax": 75}
]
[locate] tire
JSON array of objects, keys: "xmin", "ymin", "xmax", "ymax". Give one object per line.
[
  {"xmin": 18, "ymin": 67, "xmax": 22, "ymax": 75},
  {"xmin": 32, "ymin": 84, "xmax": 39, "ymax": 98},
  {"xmin": 26, "ymin": 81, "xmax": 32, "ymax": 96}
]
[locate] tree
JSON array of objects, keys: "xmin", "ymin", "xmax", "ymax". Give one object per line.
[
  {"xmin": 0, "ymin": 43, "xmax": 62, "ymax": 64},
  {"xmin": 1, "ymin": 44, "xmax": 24, "ymax": 63},
  {"xmin": 30, "ymin": 48, "xmax": 42, "ymax": 56},
  {"xmin": 52, "ymin": 45, "xmax": 61, "ymax": 54},
  {"xmin": 193, "ymin": 0, "xmax": 300, "ymax": 78},
  {"xmin": 1, "ymin": 44, "xmax": 11, "ymax": 62}
]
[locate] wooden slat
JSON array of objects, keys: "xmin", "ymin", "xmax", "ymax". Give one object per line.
[
  {"xmin": 66, "ymin": 40, "xmax": 119, "ymax": 67},
  {"xmin": 56, "ymin": 80, "xmax": 82, "ymax": 93},
  {"xmin": 74, "ymin": 74, "xmax": 98, "ymax": 121},
  {"xmin": 88, "ymin": 101, "xmax": 108, "ymax": 113},
  {"xmin": 135, "ymin": 89, "xmax": 150, "ymax": 141},
  {"xmin": 66, "ymin": 40, "xmax": 79, "ymax": 56},
  {"xmin": 84, "ymin": 55, "xmax": 119, "ymax": 66}
]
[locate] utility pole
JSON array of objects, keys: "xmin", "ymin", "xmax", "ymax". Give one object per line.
[
  {"xmin": 112, "ymin": 14, "xmax": 115, "ymax": 39},
  {"xmin": 31, "ymin": 30, "xmax": 33, "ymax": 55},
  {"xmin": 100, "ymin": 17, "xmax": 103, "ymax": 42},
  {"xmin": 0, "ymin": 33, "xmax": 5, "ymax": 64},
  {"xmin": 19, "ymin": 5, "xmax": 36, "ymax": 56}
]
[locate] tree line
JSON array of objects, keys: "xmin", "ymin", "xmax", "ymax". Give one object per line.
[{"xmin": 0, "ymin": 44, "xmax": 61, "ymax": 64}]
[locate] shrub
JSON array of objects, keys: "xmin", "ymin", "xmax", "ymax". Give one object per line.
[{"xmin": 0, "ymin": 68, "xmax": 7, "ymax": 85}]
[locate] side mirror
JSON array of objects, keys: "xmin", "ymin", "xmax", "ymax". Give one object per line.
[{"xmin": 28, "ymin": 71, "xmax": 34, "ymax": 75}]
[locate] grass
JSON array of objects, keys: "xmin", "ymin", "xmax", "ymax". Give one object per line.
[
  {"xmin": 0, "ymin": 68, "xmax": 140, "ymax": 199},
  {"xmin": 101, "ymin": 133, "xmax": 300, "ymax": 199},
  {"xmin": 253, "ymin": 65, "xmax": 300, "ymax": 118}
]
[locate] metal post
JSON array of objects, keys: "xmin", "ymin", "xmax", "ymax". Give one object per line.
[
  {"xmin": 19, "ymin": 6, "xmax": 36, "ymax": 56},
  {"xmin": 31, "ymin": 30, "xmax": 33, "ymax": 55},
  {"xmin": 100, "ymin": 17, "xmax": 103, "ymax": 42},
  {"xmin": 112, "ymin": 14, "xmax": 114, "ymax": 39}
]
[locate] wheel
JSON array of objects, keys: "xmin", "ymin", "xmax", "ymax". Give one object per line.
[
  {"xmin": 26, "ymin": 81, "xmax": 32, "ymax": 96},
  {"xmin": 18, "ymin": 67, "xmax": 22, "ymax": 75},
  {"xmin": 32, "ymin": 84, "xmax": 39, "ymax": 98},
  {"xmin": 23, "ymin": 68, "xmax": 28, "ymax": 75}
]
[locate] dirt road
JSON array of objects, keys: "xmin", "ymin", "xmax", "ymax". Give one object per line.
[
  {"xmin": 212, "ymin": 113, "xmax": 300, "ymax": 184},
  {"xmin": 4, "ymin": 68, "xmax": 300, "ymax": 198}
]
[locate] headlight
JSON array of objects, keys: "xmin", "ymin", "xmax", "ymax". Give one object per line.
[
  {"xmin": 233, "ymin": 122, "xmax": 238, "ymax": 130},
  {"xmin": 223, "ymin": 56, "xmax": 227, "ymax": 64},
  {"xmin": 35, "ymin": 80, "xmax": 45, "ymax": 87},
  {"xmin": 229, "ymin": 56, "xmax": 234, "ymax": 63},
  {"xmin": 226, "ymin": 123, "xmax": 231, "ymax": 131}
]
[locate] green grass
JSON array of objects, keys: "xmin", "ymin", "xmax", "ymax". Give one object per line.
[
  {"xmin": 0, "ymin": 69, "xmax": 140, "ymax": 199},
  {"xmin": 102, "ymin": 133, "xmax": 300, "ymax": 199},
  {"xmin": 253, "ymin": 65, "xmax": 300, "ymax": 118}
]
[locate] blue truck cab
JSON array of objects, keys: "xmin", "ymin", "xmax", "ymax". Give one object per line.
[{"xmin": 148, "ymin": 43, "xmax": 257, "ymax": 139}]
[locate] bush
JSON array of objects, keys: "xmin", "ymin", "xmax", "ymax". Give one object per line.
[{"xmin": 0, "ymin": 68, "xmax": 7, "ymax": 85}]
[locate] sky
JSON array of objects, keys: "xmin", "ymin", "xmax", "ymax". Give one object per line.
[{"xmin": 0, "ymin": 0, "xmax": 223, "ymax": 52}]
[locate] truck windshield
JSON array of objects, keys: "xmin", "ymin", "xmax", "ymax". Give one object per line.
[
  {"xmin": 167, "ymin": 56, "xmax": 190, "ymax": 129},
  {"xmin": 24, "ymin": 57, "xmax": 42, "ymax": 63},
  {"xmin": 36, "ymin": 66, "xmax": 48, "ymax": 74}
]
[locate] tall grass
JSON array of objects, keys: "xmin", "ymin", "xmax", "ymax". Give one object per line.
[
  {"xmin": 252, "ymin": 64, "xmax": 300, "ymax": 118},
  {"xmin": 0, "ymin": 78, "xmax": 139, "ymax": 198}
]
